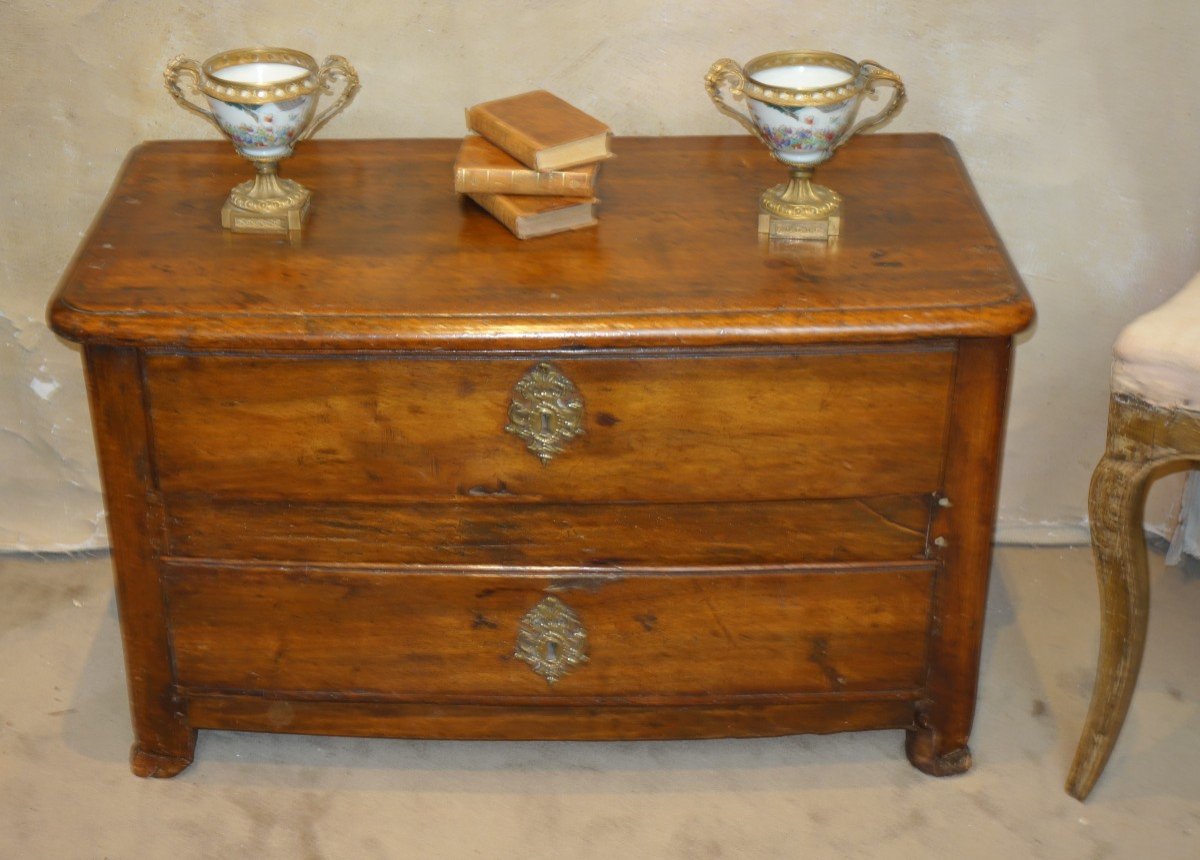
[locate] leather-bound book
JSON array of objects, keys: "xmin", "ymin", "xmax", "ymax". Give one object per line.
[
  {"xmin": 454, "ymin": 135, "xmax": 600, "ymax": 197},
  {"xmin": 466, "ymin": 90, "xmax": 612, "ymax": 171},
  {"xmin": 467, "ymin": 192, "xmax": 598, "ymax": 239}
]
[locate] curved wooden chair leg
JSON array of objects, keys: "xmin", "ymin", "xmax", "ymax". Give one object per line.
[
  {"xmin": 1066, "ymin": 446, "xmax": 1154, "ymax": 799},
  {"xmin": 1066, "ymin": 397, "xmax": 1200, "ymax": 799},
  {"xmin": 1066, "ymin": 455, "xmax": 1152, "ymax": 798}
]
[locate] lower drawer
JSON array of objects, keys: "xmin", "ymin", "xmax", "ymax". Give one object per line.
[{"xmin": 164, "ymin": 563, "xmax": 934, "ymax": 702}]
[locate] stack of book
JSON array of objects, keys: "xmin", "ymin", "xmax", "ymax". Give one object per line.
[{"xmin": 455, "ymin": 90, "xmax": 612, "ymax": 239}]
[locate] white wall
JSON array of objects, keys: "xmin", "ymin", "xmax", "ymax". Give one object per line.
[{"xmin": 2, "ymin": 1, "xmax": 1197, "ymax": 550}]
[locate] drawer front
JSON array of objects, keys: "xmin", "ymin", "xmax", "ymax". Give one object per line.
[
  {"xmin": 145, "ymin": 348, "xmax": 953, "ymax": 505},
  {"xmin": 165, "ymin": 564, "xmax": 935, "ymax": 700},
  {"xmin": 164, "ymin": 495, "xmax": 933, "ymax": 566}
]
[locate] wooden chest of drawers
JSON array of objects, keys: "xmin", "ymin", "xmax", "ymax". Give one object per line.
[{"xmin": 50, "ymin": 135, "xmax": 1033, "ymax": 777}]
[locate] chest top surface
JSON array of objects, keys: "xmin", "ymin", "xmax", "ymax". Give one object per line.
[{"xmin": 50, "ymin": 135, "xmax": 1032, "ymax": 351}]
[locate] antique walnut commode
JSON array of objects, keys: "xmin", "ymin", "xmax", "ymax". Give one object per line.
[{"xmin": 50, "ymin": 135, "xmax": 1033, "ymax": 777}]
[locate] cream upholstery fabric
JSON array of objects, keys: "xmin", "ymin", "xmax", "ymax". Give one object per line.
[{"xmin": 1111, "ymin": 270, "xmax": 1200, "ymax": 411}]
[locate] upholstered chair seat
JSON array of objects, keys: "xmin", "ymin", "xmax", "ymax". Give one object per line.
[{"xmin": 1112, "ymin": 273, "xmax": 1200, "ymax": 409}]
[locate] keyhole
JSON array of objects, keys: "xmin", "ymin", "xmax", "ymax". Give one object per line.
[
  {"xmin": 541, "ymin": 639, "xmax": 560, "ymax": 664},
  {"xmin": 539, "ymin": 410, "xmax": 553, "ymax": 435}
]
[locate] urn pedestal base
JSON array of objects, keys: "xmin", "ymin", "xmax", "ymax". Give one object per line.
[
  {"xmin": 756, "ymin": 171, "xmax": 842, "ymax": 242},
  {"xmin": 220, "ymin": 173, "xmax": 312, "ymax": 235},
  {"xmin": 758, "ymin": 208, "xmax": 841, "ymax": 241},
  {"xmin": 221, "ymin": 197, "xmax": 311, "ymax": 234}
]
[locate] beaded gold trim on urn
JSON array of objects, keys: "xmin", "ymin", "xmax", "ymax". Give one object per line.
[
  {"xmin": 706, "ymin": 50, "xmax": 870, "ymax": 109},
  {"xmin": 505, "ymin": 362, "xmax": 585, "ymax": 463},
  {"xmin": 514, "ymin": 596, "xmax": 589, "ymax": 684},
  {"xmin": 202, "ymin": 47, "xmax": 320, "ymax": 104}
]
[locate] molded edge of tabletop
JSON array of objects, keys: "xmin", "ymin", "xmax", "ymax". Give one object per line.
[{"xmin": 48, "ymin": 135, "xmax": 1035, "ymax": 352}]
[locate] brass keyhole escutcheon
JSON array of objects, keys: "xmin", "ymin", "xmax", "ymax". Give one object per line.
[
  {"xmin": 506, "ymin": 362, "xmax": 585, "ymax": 463},
  {"xmin": 514, "ymin": 595, "xmax": 588, "ymax": 684}
]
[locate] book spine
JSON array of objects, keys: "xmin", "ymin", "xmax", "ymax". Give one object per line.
[
  {"xmin": 466, "ymin": 193, "xmax": 525, "ymax": 238},
  {"xmin": 454, "ymin": 166, "xmax": 593, "ymax": 197},
  {"xmin": 466, "ymin": 106, "xmax": 540, "ymax": 170}
]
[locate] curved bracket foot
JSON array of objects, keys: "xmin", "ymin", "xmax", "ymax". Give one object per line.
[
  {"xmin": 905, "ymin": 729, "xmax": 973, "ymax": 776},
  {"xmin": 130, "ymin": 736, "xmax": 196, "ymax": 778}
]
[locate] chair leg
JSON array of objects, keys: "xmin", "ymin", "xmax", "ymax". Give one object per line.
[{"xmin": 1065, "ymin": 439, "xmax": 1154, "ymax": 799}]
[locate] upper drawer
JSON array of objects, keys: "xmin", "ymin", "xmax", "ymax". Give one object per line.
[{"xmin": 144, "ymin": 348, "xmax": 953, "ymax": 504}]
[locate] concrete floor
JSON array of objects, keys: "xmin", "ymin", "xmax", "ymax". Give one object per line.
[{"xmin": 1, "ymin": 546, "xmax": 1198, "ymax": 859}]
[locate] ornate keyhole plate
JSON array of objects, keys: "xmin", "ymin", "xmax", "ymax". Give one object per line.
[
  {"xmin": 514, "ymin": 595, "xmax": 589, "ymax": 684},
  {"xmin": 505, "ymin": 362, "xmax": 585, "ymax": 463}
]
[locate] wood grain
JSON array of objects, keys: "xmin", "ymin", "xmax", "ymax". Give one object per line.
[
  {"xmin": 187, "ymin": 696, "xmax": 918, "ymax": 741},
  {"xmin": 907, "ymin": 337, "xmax": 1012, "ymax": 776},
  {"xmin": 48, "ymin": 136, "xmax": 1033, "ymax": 351},
  {"xmin": 82, "ymin": 346, "xmax": 195, "ymax": 776},
  {"xmin": 47, "ymin": 135, "xmax": 1034, "ymax": 778},
  {"xmin": 144, "ymin": 348, "xmax": 953, "ymax": 503},
  {"xmin": 163, "ymin": 494, "xmax": 933, "ymax": 567},
  {"xmin": 164, "ymin": 564, "xmax": 935, "ymax": 699}
]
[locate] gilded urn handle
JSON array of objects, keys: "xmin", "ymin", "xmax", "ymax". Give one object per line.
[
  {"xmin": 300, "ymin": 55, "xmax": 361, "ymax": 141},
  {"xmin": 163, "ymin": 56, "xmax": 223, "ymax": 134},
  {"xmin": 704, "ymin": 58, "xmax": 768, "ymax": 145},
  {"xmin": 836, "ymin": 60, "xmax": 907, "ymax": 148}
]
